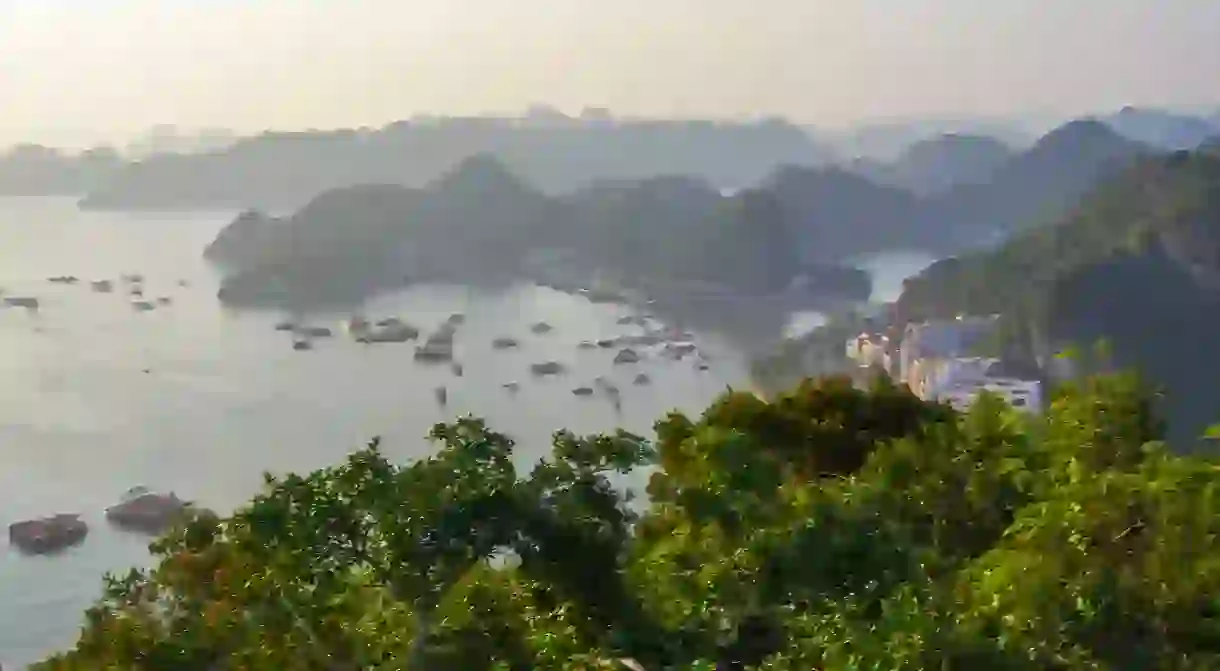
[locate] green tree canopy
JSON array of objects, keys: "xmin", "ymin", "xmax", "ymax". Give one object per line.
[{"xmin": 37, "ymin": 373, "xmax": 1220, "ymax": 670}]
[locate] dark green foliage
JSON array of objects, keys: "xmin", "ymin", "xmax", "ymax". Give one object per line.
[
  {"xmin": 207, "ymin": 157, "xmax": 870, "ymax": 310},
  {"xmin": 896, "ymin": 149, "xmax": 1220, "ymax": 446},
  {"xmin": 38, "ymin": 372, "xmax": 1220, "ymax": 670}
]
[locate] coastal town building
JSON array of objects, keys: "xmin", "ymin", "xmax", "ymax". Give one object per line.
[
  {"xmin": 896, "ymin": 314, "xmax": 1043, "ymax": 413},
  {"xmin": 936, "ymin": 376, "xmax": 1043, "ymax": 414},
  {"xmin": 918, "ymin": 355, "xmax": 1043, "ymax": 413},
  {"xmin": 845, "ymin": 331, "xmax": 892, "ymax": 371},
  {"xmin": 898, "ymin": 314, "xmax": 1000, "ymax": 389}
]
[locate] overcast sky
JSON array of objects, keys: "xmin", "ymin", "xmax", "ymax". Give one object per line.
[{"xmin": 2, "ymin": 0, "xmax": 1218, "ymax": 146}]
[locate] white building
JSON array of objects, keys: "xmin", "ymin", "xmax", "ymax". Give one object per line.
[
  {"xmin": 899, "ymin": 315, "xmax": 1000, "ymax": 388},
  {"xmin": 919, "ymin": 356, "xmax": 1001, "ymax": 400},
  {"xmin": 916, "ymin": 354, "xmax": 1042, "ymax": 413},
  {"xmin": 937, "ymin": 377, "xmax": 1042, "ymax": 414},
  {"xmin": 846, "ymin": 333, "xmax": 891, "ymax": 371}
]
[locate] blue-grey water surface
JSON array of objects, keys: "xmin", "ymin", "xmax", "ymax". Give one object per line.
[
  {"xmin": 0, "ymin": 197, "xmax": 758, "ymax": 667},
  {"xmin": 0, "ymin": 197, "xmax": 935, "ymax": 667}
]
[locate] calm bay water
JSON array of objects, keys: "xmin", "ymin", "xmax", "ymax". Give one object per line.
[
  {"xmin": 0, "ymin": 197, "xmax": 936, "ymax": 667},
  {"xmin": 781, "ymin": 250, "xmax": 938, "ymax": 338},
  {"xmin": 0, "ymin": 197, "xmax": 753, "ymax": 667}
]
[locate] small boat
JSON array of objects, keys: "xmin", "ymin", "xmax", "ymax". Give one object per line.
[
  {"xmin": 131, "ymin": 300, "xmax": 155, "ymax": 311},
  {"xmin": 435, "ymin": 386, "xmax": 448, "ymax": 405},
  {"xmin": 530, "ymin": 361, "xmax": 565, "ymax": 376},
  {"xmin": 295, "ymin": 325, "xmax": 333, "ymax": 338},
  {"xmin": 620, "ymin": 333, "xmax": 664, "ymax": 347},
  {"xmin": 613, "ymin": 348, "xmax": 641, "ymax": 365},
  {"xmin": 274, "ymin": 320, "xmax": 297, "ymax": 332},
  {"xmin": 414, "ymin": 340, "xmax": 454, "ymax": 362},
  {"xmin": 155, "ymin": 297, "xmax": 172, "ymax": 306},
  {"xmin": 572, "ymin": 386, "xmax": 595, "ymax": 396},
  {"xmin": 492, "ymin": 337, "xmax": 519, "ymax": 350},
  {"xmin": 8, "ymin": 514, "xmax": 88, "ymax": 555},
  {"xmin": 357, "ymin": 319, "xmax": 419, "ymax": 344},
  {"xmin": 451, "ymin": 363, "xmax": 464, "ymax": 377},
  {"xmin": 292, "ymin": 339, "xmax": 313, "ymax": 351},
  {"xmin": 90, "ymin": 280, "xmax": 113, "ymax": 293},
  {"xmin": 530, "ymin": 322, "xmax": 554, "ymax": 335},
  {"xmin": 663, "ymin": 343, "xmax": 698, "ymax": 360},
  {"xmin": 105, "ymin": 490, "xmax": 190, "ymax": 535},
  {"xmin": 3, "ymin": 296, "xmax": 39, "ymax": 309},
  {"xmin": 120, "ymin": 273, "xmax": 144, "ymax": 284}
]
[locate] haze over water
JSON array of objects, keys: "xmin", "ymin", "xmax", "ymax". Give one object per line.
[{"xmin": 0, "ymin": 197, "xmax": 756, "ymax": 666}]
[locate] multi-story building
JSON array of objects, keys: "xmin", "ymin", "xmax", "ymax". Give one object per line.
[
  {"xmin": 898, "ymin": 315, "xmax": 1000, "ymax": 390},
  {"xmin": 936, "ymin": 376, "xmax": 1043, "ymax": 414},
  {"xmin": 895, "ymin": 314, "xmax": 1044, "ymax": 412},
  {"xmin": 845, "ymin": 332, "xmax": 892, "ymax": 371}
]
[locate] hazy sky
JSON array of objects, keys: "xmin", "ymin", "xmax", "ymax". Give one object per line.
[{"xmin": 2, "ymin": 0, "xmax": 1219, "ymax": 146}]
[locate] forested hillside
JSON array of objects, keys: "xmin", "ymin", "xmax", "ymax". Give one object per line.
[
  {"xmin": 205, "ymin": 155, "xmax": 871, "ymax": 310},
  {"xmin": 897, "ymin": 149, "xmax": 1220, "ymax": 445}
]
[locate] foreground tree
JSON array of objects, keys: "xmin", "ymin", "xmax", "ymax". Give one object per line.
[{"xmin": 37, "ymin": 373, "xmax": 1220, "ymax": 670}]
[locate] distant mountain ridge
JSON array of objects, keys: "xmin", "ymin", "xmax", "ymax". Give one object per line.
[
  {"xmin": 787, "ymin": 119, "xmax": 1155, "ymax": 257},
  {"xmin": 921, "ymin": 119, "xmax": 1153, "ymax": 243},
  {"xmin": 78, "ymin": 116, "xmax": 833, "ymax": 211},
  {"xmin": 813, "ymin": 118, "xmax": 1035, "ymax": 161},
  {"xmin": 0, "ymin": 145, "xmax": 121, "ymax": 196},
  {"xmin": 0, "ymin": 108, "xmax": 1201, "ymax": 212},
  {"xmin": 1098, "ymin": 106, "xmax": 1220, "ymax": 150},
  {"xmin": 206, "ymin": 117, "xmax": 1165, "ymax": 312},
  {"xmin": 846, "ymin": 134, "xmax": 1015, "ymax": 196}
]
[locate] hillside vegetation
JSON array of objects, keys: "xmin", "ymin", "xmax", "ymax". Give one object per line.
[
  {"xmin": 202, "ymin": 119, "xmax": 1155, "ymax": 316},
  {"xmin": 897, "ymin": 148, "xmax": 1220, "ymax": 445},
  {"xmin": 37, "ymin": 372, "xmax": 1220, "ymax": 670},
  {"xmin": 205, "ymin": 155, "xmax": 871, "ymax": 310}
]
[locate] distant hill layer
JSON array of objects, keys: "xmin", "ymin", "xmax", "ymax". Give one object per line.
[
  {"xmin": 896, "ymin": 148, "xmax": 1220, "ymax": 446},
  {"xmin": 3, "ymin": 108, "xmax": 1214, "ymax": 206},
  {"xmin": 1099, "ymin": 106, "xmax": 1220, "ymax": 150},
  {"xmin": 846, "ymin": 134, "xmax": 1015, "ymax": 196},
  {"xmin": 0, "ymin": 145, "xmax": 121, "ymax": 196},
  {"xmin": 79, "ymin": 118, "xmax": 832, "ymax": 211},
  {"xmin": 779, "ymin": 120, "xmax": 1155, "ymax": 258},
  {"xmin": 205, "ymin": 155, "xmax": 871, "ymax": 312},
  {"xmin": 204, "ymin": 119, "xmax": 1166, "ymax": 313},
  {"xmin": 920, "ymin": 119, "xmax": 1153, "ymax": 243}
]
